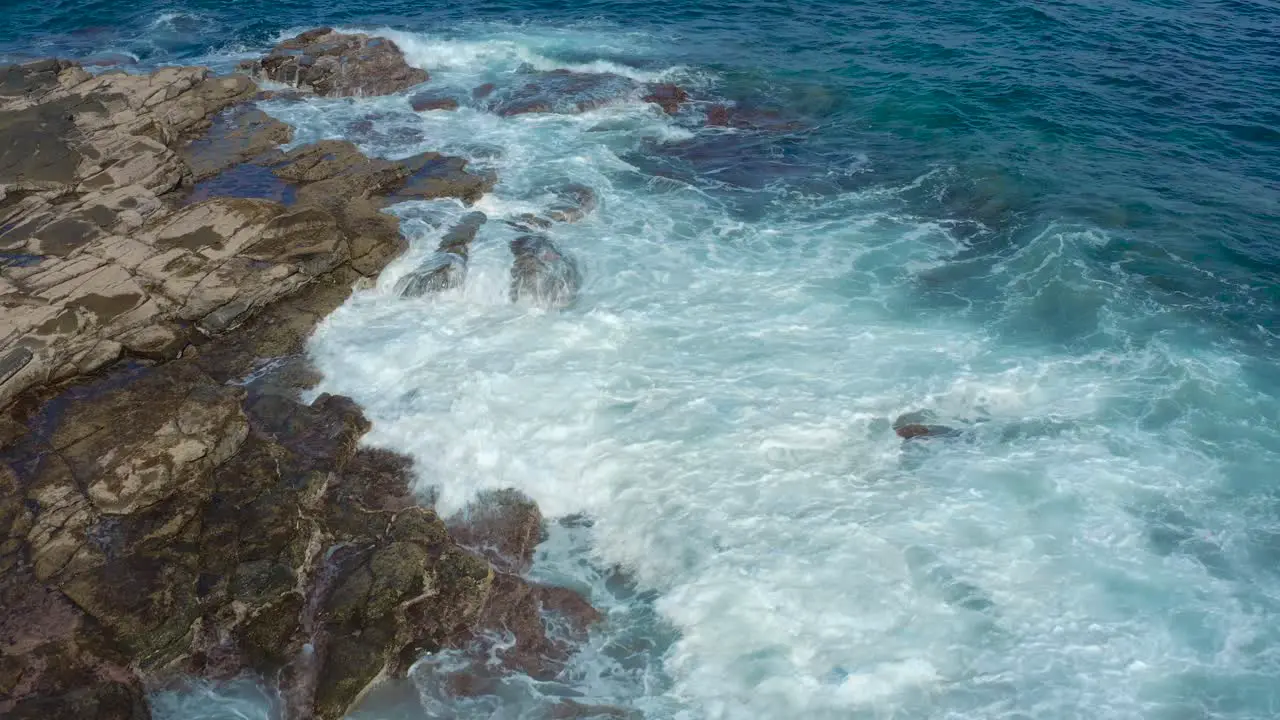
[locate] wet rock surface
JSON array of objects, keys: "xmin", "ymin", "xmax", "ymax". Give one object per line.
[
  {"xmin": 409, "ymin": 91, "xmax": 460, "ymax": 112},
  {"xmin": 509, "ymin": 234, "xmax": 583, "ymax": 309},
  {"xmin": 1, "ymin": 51, "xmax": 599, "ymax": 720},
  {"xmin": 239, "ymin": 29, "xmax": 428, "ymax": 98},
  {"xmin": 642, "ymin": 83, "xmax": 688, "ymax": 115},
  {"xmin": 395, "ymin": 211, "xmax": 487, "ymax": 297}
]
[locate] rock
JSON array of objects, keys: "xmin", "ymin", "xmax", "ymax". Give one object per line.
[
  {"xmin": 387, "ymin": 153, "xmax": 497, "ymax": 206},
  {"xmin": 892, "ymin": 412, "xmax": 959, "ymax": 440},
  {"xmin": 641, "ymin": 83, "xmax": 688, "ymax": 115},
  {"xmin": 394, "ymin": 212, "xmax": 487, "ymax": 297},
  {"xmin": 545, "ymin": 182, "xmax": 599, "ymax": 223},
  {"xmin": 486, "ymin": 69, "xmax": 636, "ymax": 117},
  {"xmin": 0, "ymin": 565, "xmax": 151, "ymax": 720},
  {"xmin": 504, "ymin": 212, "xmax": 554, "ymax": 233},
  {"xmin": 471, "ymin": 83, "xmax": 496, "ymax": 100},
  {"xmin": 705, "ymin": 103, "xmax": 805, "ymax": 132},
  {"xmin": 0, "ymin": 59, "xmax": 495, "ymax": 407},
  {"xmin": 503, "ymin": 183, "xmax": 598, "ymax": 232},
  {"xmin": 180, "ymin": 104, "xmax": 294, "ymax": 181},
  {"xmin": 409, "ymin": 92, "xmax": 459, "ymax": 112},
  {"xmin": 446, "ymin": 489, "xmax": 543, "ymax": 574},
  {"xmin": 509, "ymin": 234, "xmax": 582, "ymax": 309},
  {"xmin": 459, "ymin": 572, "xmax": 601, "ymax": 680},
  {"xmin": 240, "ymin": 29, "xmax": 428, "ymax": 98},
  {"xmin": 0, "ymin": 60, "xmax": 265, "ymax": 407}
]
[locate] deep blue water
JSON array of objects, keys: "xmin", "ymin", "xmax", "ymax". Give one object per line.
[{"xmin": 4, "ymin": 1, "xmax": 1280, "ymax": 718}]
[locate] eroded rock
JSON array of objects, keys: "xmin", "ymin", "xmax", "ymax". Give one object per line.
[{"xmin": 240, "ymin": 29, "xmax": 428, "ymax": 98}]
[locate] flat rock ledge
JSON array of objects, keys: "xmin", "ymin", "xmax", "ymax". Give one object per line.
[{"xmin": 1, "ymin": 55, "xmax": 593, "ymax": 720}]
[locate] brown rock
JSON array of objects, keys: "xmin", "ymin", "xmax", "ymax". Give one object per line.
[
  {"xmin": 447, "ymin": 489, "xmax": 543, "ymax": 574},
  {"xmin": 409, "ymin": 92, "xmax": 459, "ymax": 112},
  {"xmin": 241, "ymin": 29, "xmax": 428, "ymax": 98},
  {"xmin": 642, "ymin": 83, "xmax": 688, "ymax": 115}
]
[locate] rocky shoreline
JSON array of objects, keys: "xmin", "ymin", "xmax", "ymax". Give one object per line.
[{"xmin": 0, "ymin": 30, "xmax": 615, "ymax": 720}]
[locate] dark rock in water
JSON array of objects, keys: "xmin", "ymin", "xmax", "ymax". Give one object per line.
[
  {"xmin": 545, "ymin": 182, "xmax": 599, "ymax": 223},
  {"xmin": 395, "ymin": 211, "xmax": 487, "ymax": 297},
  {"xmin": 895, "ymin": 423, "xmax": 958, "ymax": 440},
  {"xmin": 503, "ymin": 183, "xmax": 598, "ymax": 231},
  {"xmin": 0, "ymin": 564, "xmax": 151, "ymax": 719},
  {"xmin": 505, "ymin": 212, "xmax": 554, "ymax": 233},
  {"xmin": 487, "ymin": 69, "xmax": 637, "ymax": 116},
  {"xmin": 409, "ymin": 92, "xmax": 459, "ymax": 112},
  {"xmin": 642, "ymin": 83, "xmax": 688, "ymax": 115},
  {"xmin": 240, "ymin": 29, "xmax": 428, "ymax": 98},
  {"xmin": 509, "ymin": 234, "xmax": 582, "ymax": 309},
  {"xmin": 471, "ymin": 82, "xmax": 497, "ymax": 100},
  {"xmin": 447, "ymin": 489, "xmax": 544, "ymax": 575},
  {"xmin": 389, "ymin": 153, "xmax": 497, "ymax": 206},
  {"xmin": 705, "ymin": 103, "xmax": 805, "ymax": 132},
  {"xmin": 460, "ymin": 572, "xmax": 601, "ymax": 681},
  {"xmin": 342, "ymin": 110, "xmax": 426, "ymax": 147},
  {"xmin": 892, "ymin": 411, "xmax": 959, "ymax": 440}
]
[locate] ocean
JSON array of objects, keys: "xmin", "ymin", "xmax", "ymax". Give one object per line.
[{"xmin": 4, "ymin": 0, "xmax": 1279, "ymax": 718}]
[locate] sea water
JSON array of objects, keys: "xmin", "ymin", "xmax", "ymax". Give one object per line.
[{"xmin": 4, "ymin": 1, "xmax": 1278, "ymax": 718}]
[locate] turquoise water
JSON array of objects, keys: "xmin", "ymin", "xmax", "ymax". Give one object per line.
[{"xmin": 5, "ymin": 1, "xmax": 1280, "ymax": 718}]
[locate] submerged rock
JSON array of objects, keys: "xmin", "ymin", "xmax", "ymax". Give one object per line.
[
  {"xmin": 409, "ymin": 92, "xmax": 460, "ymax": 112},
  {"xmin": 487, "ymin": 68, "xmax": 637, "ymax": 116},
  {"xmin": 892, "ymin": 411, "xmax": 960, "ymax": 440},
  {"xmin": 240, "ymin": 28, "xmax": 428, "ymax": 98},
  {"xmin": 509, "ymin": 234, "xmax": 582, "ymax": 309},
  {"xmin": 388, "ymin": 153, "xmax": 497, "ymax": 206},
  {"xmin": 504, "ymin": 182, "xmax": 599, "ymax": 232},
  {"xmin": 642, "ymin": 83, "xmax": 688, "ymax": 115},
  {"xmin": 705, "ymin": 103, "xmax": 805, "ymax": 132},
  {"xmin": 545, "ymin": 182, "xmax": 599, "ymax": 223},
  {"xmin": 395, "ymin": 211, "xmax": 487, "ymax": 297}
]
